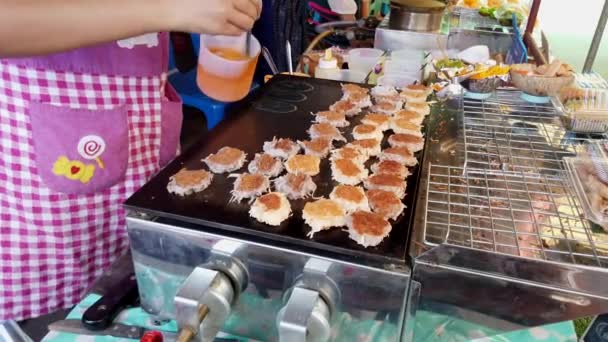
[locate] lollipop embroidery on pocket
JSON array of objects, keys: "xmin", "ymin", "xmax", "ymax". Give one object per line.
[
  {"xmin": 51, "ymin": 135, "xmax": 106, "ymax": 184},
  {"xmin": 78, "ymin": 135, "xmax": 106, "ymax": 169}
]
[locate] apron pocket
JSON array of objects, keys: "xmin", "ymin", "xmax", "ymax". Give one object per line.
[
  {"xmin": 29, "ymin": 102, "xmax": 129, "ymax": 195},
  {"xmin": 159, "ymin": 83, "xmax": 183, "ymax": 167}
]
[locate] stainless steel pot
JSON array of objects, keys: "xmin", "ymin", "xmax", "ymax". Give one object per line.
[{"xmin": 389, "ymin": 0, "xmax": 446, "ymax": 32}]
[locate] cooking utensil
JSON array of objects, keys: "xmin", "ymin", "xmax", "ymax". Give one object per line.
[
  {"xmin": 388, "ymin": 0, "xmax": 446, "ymax": 32},
  {"xmin": 176, "ymin": 305, "xmax": 210, "ymax": 342},
  {"xmin": 245, "ymin": 32, "xmax": 252, "ymax": 56},
  {"xmin": 125, "ymin": 75, "xmax": 426, "ymax": 265},
  {"xmin": 49, "ymin": 319, "xmax": 177, "ymax": 340},
  {"xmin": 262, "ymin": 46, "xmax": 279, "ymax": 75},
  {"xmin": 286, "ymin": 41, "xmax": 293, "ymax": 75},
  {"xmin": 82, "ymin": 271, "xmax": 139, "ymax": 330}
]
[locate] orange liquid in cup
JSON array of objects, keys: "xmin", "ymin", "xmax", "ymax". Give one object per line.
[{"xmin": 197, "ymin": 47, "xmax": 258, "ymax": 102}]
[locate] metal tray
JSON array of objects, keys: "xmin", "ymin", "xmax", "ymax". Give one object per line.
[{"xmin": 125, "ymin": 75, "xmax": 426, "ymax": 265}]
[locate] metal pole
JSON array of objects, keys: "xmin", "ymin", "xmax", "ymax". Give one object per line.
[{"xmin": 583, "ymin": 0, "xmax": 608, "ymax": 73}]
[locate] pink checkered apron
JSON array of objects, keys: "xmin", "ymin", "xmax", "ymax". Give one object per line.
[{"xmin": 0, "ymin": 33, "xmax": 183, "ymax": 320}]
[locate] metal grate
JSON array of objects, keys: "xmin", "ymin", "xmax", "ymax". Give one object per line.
[
  {"xmin": 424, "ymin": 91, "xmax": 608, "ymax": 267},
  {"xmin": 462, "ymin": 91, "xmax": 595, "ymax": 173},
  {"xmin": 424, "ymin": 165, "xmax": 608, "ymax": 267}
]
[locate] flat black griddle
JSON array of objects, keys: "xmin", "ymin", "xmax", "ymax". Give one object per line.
[{"xmin": 125, "ymin": 75, "xmax": 426, "ymax": 265}]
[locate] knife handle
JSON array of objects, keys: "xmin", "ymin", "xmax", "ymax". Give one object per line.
[{"xmin": 82, "ymin": 272, "xmax": 139, "ymax": 330}]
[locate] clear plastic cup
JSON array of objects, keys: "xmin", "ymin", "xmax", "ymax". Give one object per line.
[
  {"xmin": 348, "ymin": 48, "xmax": 383, "ymax": 73},
  {"xmin": 197, "ymin": 33, "xmax": 260, "ymax": 102}
]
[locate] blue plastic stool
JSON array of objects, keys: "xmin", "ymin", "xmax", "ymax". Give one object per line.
[{"xmin": 168, "ymin": 34, "xmax": 257, "ymax": 130}]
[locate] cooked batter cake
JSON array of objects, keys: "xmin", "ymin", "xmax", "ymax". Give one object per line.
[
  {"xmin": 346, "ymin": 211, "xmax": 392, "ymax": 247},
  {"xmin": 298, "ymin": 138, "xmax": 333, "ymax": 158},
  {"xmin": 371, "ymin": 160, "xmax": 410, "ymax": 178},
  {"xmin": 314, "ymin": 110, "xmax": 350, "ymax": 128},
  {"xmin": 379, "ymin": 147, "xmax": 418, "ymax": 166},
  {"xmin": 274, "ymin": 173, "xmax": 317, "ymax": 200},
  {"xmin": 263, "ymin": 137, "xmax": 300, "ymax": 160},
  {"xmin": 401, "ymin": 84, "xmax": 433, "ymax": 97},
  {"xmin": 352, "ymin": 124, "xmax": 383, "ymax": 141},
  {"xmin": 367, "ymin": 189, "xmax": 405, "ymax": 221},
  {"xmin": 230, "ymin": 173, "xmax": 270, "ymax": 202},
  {"xmin": 329, "ymin": 185, "xmax": 370, "ymax": 213},
  {"xmin": 371, "ymin": 100, "xmax": 402, "ymax": 115},
  {"xmin": 388, "ymin": 133, "xmax": 424, "ymax": 152},
  {"xmin": 361, "ymin": 113, "xmax": 391, "ymax": 131},
  {"xmin": 308, "ymin": 123, "xmax": 346, "ymax": 142},
  {"xmin": 249, "ymin": 192, "xmax": 291, "ymax": 226},
  {"xmin": 331, "ymin": 146, "xmax": 368, "ymax": 165},
  {"xmin": 203, "ymin": 147, "xmax": 247, "ymax": 173},
  {"xmin": 390, "ymin": 118, "xmax": 423, "ymax": 136},
  {"xmin": 348, "ymin": 139, "xmax": 381, "ymax": 157},
  {"xmin": 364, "ymin": 173, "xmax": 407, "ymax": 198},
  {"xmin": 248, "ymin": 153, "xmax": 284, "ymax": 178},
  {"xmin": 167, "ymin": 169, "xmax": 213, "ymax": 196},
  {"xmin": 371, "ymin": 85, "xmax": 398, "ymax": 98},
  {"xmin": 329, "ymin": 99, "xmax": 360, "ymax": 116},
  {"xmin": 394, "ymin": 110, "xmax": 424, "ymax": 125},
  {"xmin": 405, "ymin": 102, "xmax": 430, "ymax": 116},
  {"xmin": 285, "ymin": 154, "xmax": 321, "ymax": 176},
  {"xmin": 342, "ymin": 91, "xmax": 372, "ymax": 108},
  {"xmin": 331, "ymin": 158, "xmax": 369, "ymax": 185},
  {"xmin": 302, "ymin": 199, "xmax": 346, "ymax": 238},
  {"xmin": 374, "ymin": 94, "xmax": 404, "ymax": 107},
  {"xmin": 400, "ymin": 91, "xmax": 429, "ymax": 104},
  {"xmin": 341, "ymin": 83, "xmax": 368, "ymax": 96}
]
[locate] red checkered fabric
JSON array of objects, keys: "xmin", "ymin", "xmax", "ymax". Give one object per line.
[{"xmin": 0, "ymin": 61, "xmax": 164, "ymax": 320}]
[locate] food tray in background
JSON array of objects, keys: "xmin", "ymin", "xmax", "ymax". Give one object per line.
[
  {"xmin": 125, "ymin": 75, "xmax": 427, "ymax": 265},
  {"xmin": 553, "ymin": 88, "xmax": 608, "ymax": 133},
  {"xmin": 565, "ymin": 157, "xmax": 608, "ymax": 228}
]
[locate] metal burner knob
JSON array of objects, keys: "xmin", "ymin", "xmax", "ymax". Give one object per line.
[
  {"xmin": 174, "ymin": 268, "xmax": 234, "ymax": 342},
  {"xmin": 276, "ymin": 287, "xmax": 331, "ymax": 342},
  {"xmin": 174, "ymin": 240, "xmax": 249, "ymax": 342}
]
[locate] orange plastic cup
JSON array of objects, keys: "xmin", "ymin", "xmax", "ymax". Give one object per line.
[{"xmin": 197, "ymin": 33, "xmax": 261, "ymax": 102}]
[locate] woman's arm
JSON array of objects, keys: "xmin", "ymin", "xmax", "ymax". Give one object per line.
[{"xmin": 0, "ymin": 0, "xmax": 261, "ymax": 57}]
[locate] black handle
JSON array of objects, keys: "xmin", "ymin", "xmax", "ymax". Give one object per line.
[{"xmin": 82, "ymin": 272, "xmax": 139, "ymax": 330}]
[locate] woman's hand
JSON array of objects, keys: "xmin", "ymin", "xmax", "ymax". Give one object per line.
[
  {"xmin": 168, "ymin": 0, "xmax": 263, "ymax": 36},
  {"xmin": 0, "ymin": 0, "xmax": 262, "ymax": 57}
]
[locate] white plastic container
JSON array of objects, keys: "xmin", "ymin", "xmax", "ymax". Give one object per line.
[
  {"xmin": 553, "ymin": 88, "xmax": 608, "ymax": 133},
  {"xmin": 391, "ymin": 49, "xmax": 424, "ymax": 63},
  {"xmin": 565, "ymin": 157, "xmax": 608, "ymax": 227},
  {"xmin": 336, "ymin": 70, "xmax": 367, "ymax": 83},
  {"xmin": 377, "ymin": 73, "xmax": 419, "ymax": 87},
  {"xmin": 197, "ymin": 33, "xmax": 260, "ymax": 102},
  {"xmin": 384, "ymin": 60, "xmax": 422, "ymax": 74},
  {"xmin": 348, "ymin": 48, "xmax": 383, "ymax": 73}
]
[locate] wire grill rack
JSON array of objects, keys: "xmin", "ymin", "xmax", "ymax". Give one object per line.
[
  {"xmin": 424, "ymin": 91, "xmax": 608, "ymax": 268},
  {"xmin": 463, "ymin": 91, "xmax": 591, "ymax": 173}
]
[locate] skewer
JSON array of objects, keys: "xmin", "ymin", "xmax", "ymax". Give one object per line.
[
  {"xmin": 286, "ymin": 41, "xmax": 293, "ymax": 75},
  {"xmin": 176, "ymin": 304, "xmax": 210, "ymax": 342}
]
